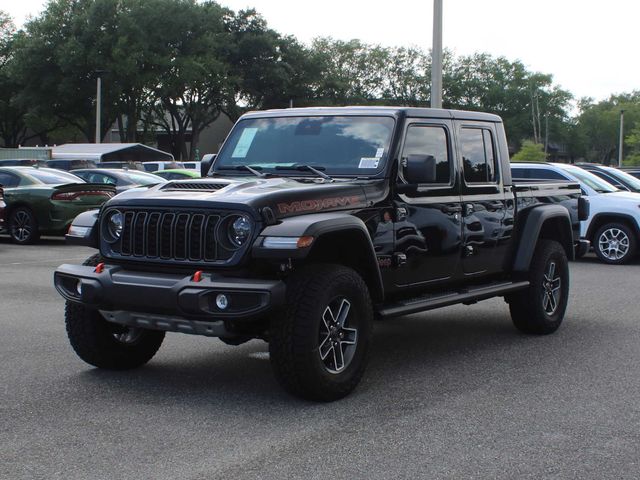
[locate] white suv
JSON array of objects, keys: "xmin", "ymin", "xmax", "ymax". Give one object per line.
[{"xmin": 512, "ymin": 162, "xmax": 640, "ymax": 264}]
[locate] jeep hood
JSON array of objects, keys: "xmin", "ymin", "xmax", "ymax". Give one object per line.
[{"xmin": 103, "ymin": 176, "xmax": 388, "ymax": 219}]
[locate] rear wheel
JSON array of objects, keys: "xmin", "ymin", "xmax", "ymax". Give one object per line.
[
  {"xmin": 269, "ymin": 264, "xmax": 373, "ymax": 402},
  {"xmin": 593, "ymin": 223, "xmax": 636, "ymax": 264},
  {"xmin": 508, "ymin": 240, "xmax": 569, "ymax": 335},
  {"xmin": 9, "ymin": 207, "xmax": 40, "ymax": 244}
]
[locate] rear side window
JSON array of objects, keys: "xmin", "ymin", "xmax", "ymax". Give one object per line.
[
  {"xmin": 531, "ymin": 168, "xmax": 566, "ymax": 180},
  {"xmin": 460, "ymin": 128, "xmax": 497, "ymax": 184},
  {"xmin": 402, "ymin": 125, "xmax": 450, "ymax": 184},
  {"xmin": 0, "ymin": 172, "xmax": 20, "ymax": 187}
]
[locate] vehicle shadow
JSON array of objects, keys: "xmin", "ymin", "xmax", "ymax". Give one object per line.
[{"xmin": 72, "ymin": 304, "xmax": 598, "ymax": 413}]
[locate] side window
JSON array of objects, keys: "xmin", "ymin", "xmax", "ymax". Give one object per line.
[
  {"xmin": 0, "ymin": 172, "xmax": 20, "ymax": 187},
  {"xmin": 460, "ymin": 127, "xmax": 497, "ymax": 184},
  {"xmin": 402, "ymin": 125, "xmax": 450, "ymax": 184},
  {"xmin": 534, "ymin": 169, "xmax": 566, "ymax": 180},
  {"xmin": 511, "ymin": 167, "xmax": 529, "ymax": 179},
  {"xmin": 591, "ymin": 171, "xmax": 621, "ymax": 187}
]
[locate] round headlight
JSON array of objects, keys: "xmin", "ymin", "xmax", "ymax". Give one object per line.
[
  {"xmin": 228, "ymin": 215, "xmax": 252, "ymax": 247},
  {"xmin": 107, "ymin": 211, "xmax": 124, "ymax": 240}
]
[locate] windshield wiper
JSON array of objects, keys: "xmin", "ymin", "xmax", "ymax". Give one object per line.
[
  {"xmin": 275, "ymin": 164, "xmax": 333, "ymax": 182},
  {"xmin": 217, "ymin": 165, "xmax": 267, "ymax": 178}
]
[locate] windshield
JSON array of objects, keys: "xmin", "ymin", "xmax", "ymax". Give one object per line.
[
  {"xmin": 602, "ymin": 166, "xmax": 640, "ymax": 190},
  {"xmin": 213, "ymin": 116, "xmax": 395, "ymax": 176},
  {"xmin": 561, "ymin": 165, "xmax": 618, "ymax": 193},
  {"xmin": 26, "ymin": 169, "xmax": 83, "ymax": 185}
]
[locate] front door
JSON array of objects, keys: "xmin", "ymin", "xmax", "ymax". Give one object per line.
[{"xmin": 394, "ymin": 120, "xmax": 463, "ymax": 288}]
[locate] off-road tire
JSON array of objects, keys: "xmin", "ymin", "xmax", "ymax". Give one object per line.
[
  {"xmin": 269, "ymin": 264, "xmax": 373, "ymax": 402},
  {"xmin": 9, "ymin": 207, "xmax": 40, "ymax": 244},
  {"xmin": 508, "ymin": 240, "xmax": 569, "ymax": 335},
  {"xmin": 64, "ymin": 254, "xmax": 165, "ymax": 370},
  {"xmin": 593, "ymin": 222, "xmax": 637, "ymax": 265}
]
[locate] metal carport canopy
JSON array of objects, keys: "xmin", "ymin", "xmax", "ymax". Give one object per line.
[{"xmin": 51, "ymin": 143, "xmax": 173, "ymax": 162}]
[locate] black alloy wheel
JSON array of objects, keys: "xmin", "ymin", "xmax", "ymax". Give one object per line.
[{"xmin": 9, "ymin": 207, "xmax": 40, "ymax": 244}]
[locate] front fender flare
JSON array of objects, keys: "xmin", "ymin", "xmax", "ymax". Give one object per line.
[{"xmin": 253, "ymin": 212, "xmax": 384, "ymax": 301}]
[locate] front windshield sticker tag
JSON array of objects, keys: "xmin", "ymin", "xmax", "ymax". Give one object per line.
[
  {"xmin": 359, "ymin": 157, "xmax": 380, "ymax": 169},
  {"xmin": 375, "ymin": 148, "xmax": 384, "ymax": 158},
  {"xmin": 232, "ymin": 128, "xmax": 258, "ymax": 158}
]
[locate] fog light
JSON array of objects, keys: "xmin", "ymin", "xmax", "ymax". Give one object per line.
[
  {"xmin": 216, "ymin": 294, "xmax": 229, "ymax": 310},
  {"xmin": 76, "ymin": 280, "xmax": 83, "ymax": 296}
]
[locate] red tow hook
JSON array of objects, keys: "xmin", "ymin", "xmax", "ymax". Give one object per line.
[
  {"xmin": 192, "ymin": 270, "xmax": 203, "ymax": 282},
  {"xmin": 94, "ymin": 263, "xmax": 105, "ymax": 273}
]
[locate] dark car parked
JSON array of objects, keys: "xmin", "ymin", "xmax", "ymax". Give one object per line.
[
  {"xmin": 45, "ymin": 159, "xmax": 98, "ymax": 171},
  {"xmin": 0, "ymin": 167, "xmax": 115, "ymax": 244},
  {"xmin": 577, "ymin": 163, "xmax": 640, "ymax": 192},
  {"xmin": 0, "ymin": 184, "xmax": 6, "ymax": 230},
  {"xmin": 70, "ymin": 169, "xmax": 166, "ymax": 194},
  {"xmin": 56, "ymin": 107, "xmax": 585, "ymax": 401},
  {"xmin": 96, "ymin": 161, "xmax": 145, "ymax": 171}
]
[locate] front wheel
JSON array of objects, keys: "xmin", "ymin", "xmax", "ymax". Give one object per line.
[
  {"xmin": 64, "ymin": 254, "xmax": 165, "ymax": 369},
  {"xmin": 269, "ymin": 264, "xmax": 373, "ymax": 402},
  {"xmin": 593, "ymin": 223, "xmax": 637, "ymax": 265},
  {"xmin": 508, "ymin": 240, "xmax": 569, "ymax": 335}
]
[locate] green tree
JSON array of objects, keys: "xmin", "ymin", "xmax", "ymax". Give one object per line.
[{"xmin": 512, "ymin": 140, "xmax": 547, "ymax": 162}]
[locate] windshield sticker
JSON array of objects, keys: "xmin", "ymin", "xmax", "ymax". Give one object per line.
[
  {"xmin": 358, "ymin": 157, "xmax": 380, "ymax": 169},
  {"xmin": 231, "ymin": 128, "xmax": 258, "ymax": 158},
  {"xmin": 375, "ymin": 148, "xmax": 385, "ymax": 158}
]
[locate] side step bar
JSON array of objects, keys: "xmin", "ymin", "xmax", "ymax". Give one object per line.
[{"xmin": 377, "ymin": 281, "xmax": 530, "ymax": 318}]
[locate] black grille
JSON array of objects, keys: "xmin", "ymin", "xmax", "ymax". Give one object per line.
[
  {"xmin": 105, "ymin": 209, "xmax": 238, "ymax": 264},
  {"xmin": 162, "ymin": 182, "xmax": 229, "ymax": 191}
]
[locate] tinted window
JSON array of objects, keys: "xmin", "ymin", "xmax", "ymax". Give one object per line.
[
  {"xmin": 460, "ymin": 128, "xmax": 497, "ymax": 183},
  {"xmin": 402, "ymin": 125, "xmax": 450, "ymax": 183},
  {"xmin": 533, "ymin": 169, "xmax": 566, "ymax": 180},
  {"xmin": 0, "ymin": 172, "xmax": 20, "ymax": 187}
]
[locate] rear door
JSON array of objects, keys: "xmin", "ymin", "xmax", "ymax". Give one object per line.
[{"xmin": 458, "ymin": 122, "xmax": 513, "ymax": 276}]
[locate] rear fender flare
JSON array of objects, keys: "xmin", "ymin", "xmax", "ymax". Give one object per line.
[{"xmin": 513, "ymin": 205, "xmax": 573, "ymax": 271}]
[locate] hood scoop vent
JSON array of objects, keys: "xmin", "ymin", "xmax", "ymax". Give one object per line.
[{"xmin": 162, "ymin": 182, "xmax": 230, "ymax": 191}]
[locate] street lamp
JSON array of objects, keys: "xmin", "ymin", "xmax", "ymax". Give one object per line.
[
  {"xmin": 618, "ymin": 109, "xmax": 625, "ymax": 167},
  {"xmin": 95, "ymin": 70, "xmax": 108, "ymax": 144},
  {"xmin": 431, "ymin": 0, "xmax": 443, "ymax": 108}
]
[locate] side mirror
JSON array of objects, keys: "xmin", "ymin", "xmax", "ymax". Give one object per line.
[
  {"xmin": 200, "ymin": 154, "xmax": 217, "ymax": 177},
  {"xmin": 403, "ymin": 154, "xmax": 436, "ymax": 184}
]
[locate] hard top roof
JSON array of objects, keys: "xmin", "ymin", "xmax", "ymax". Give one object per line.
[{"xmin": 241, "ymin": 106, "xmax": 502, "ymax": 123}]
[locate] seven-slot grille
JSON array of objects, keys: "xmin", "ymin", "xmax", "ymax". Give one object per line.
[{"xmin": 106, "ymin": 209, "xmax": 236, "ymax": 264}]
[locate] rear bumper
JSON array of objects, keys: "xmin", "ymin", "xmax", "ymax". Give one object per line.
[{"xmin": 54, "ymin": 264, "xmax": 286, "ymax": 325}]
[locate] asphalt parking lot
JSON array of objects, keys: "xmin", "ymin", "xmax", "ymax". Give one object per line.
[{"xmin": 1, "ymin": 238, "xmax": 639, "ymax": 480}]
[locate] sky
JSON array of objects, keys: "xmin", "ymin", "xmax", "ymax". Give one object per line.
[{"xmin": 3, "ymin": 0, "xmax": 638, "ymax": 103}]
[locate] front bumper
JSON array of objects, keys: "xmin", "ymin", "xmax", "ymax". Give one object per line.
[{"xmin": 54, "ymin": 264, "xmax": 286, "ymax": 329}]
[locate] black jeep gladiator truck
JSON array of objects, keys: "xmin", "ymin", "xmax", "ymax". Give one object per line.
[{"xmin": 54, "ymin": 107, "xmax": 588, "ymax": 401}]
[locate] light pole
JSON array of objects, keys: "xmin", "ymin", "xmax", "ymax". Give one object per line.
[
  {"xmin": 95, "ymin": 70, "xmax": 107, "ymax": 144},
  {"xmin": 618, "ymin": 109, "xmax": 625, "ymax": 167},
  {"xmin": 431, "ymin": 0, "xmax": 443, "ymax": 109}
]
